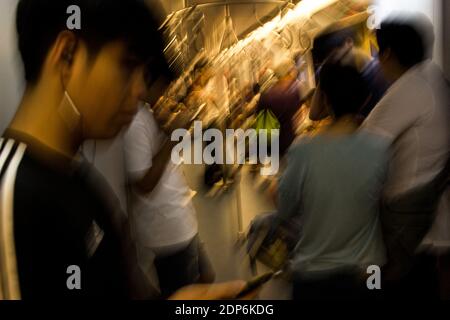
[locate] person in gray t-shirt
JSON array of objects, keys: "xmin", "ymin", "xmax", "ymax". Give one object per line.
[{"xmin": 276, "ymin": 63, "xmax": 389, "ymax": 300}]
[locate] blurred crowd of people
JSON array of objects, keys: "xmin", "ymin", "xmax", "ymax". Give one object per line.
[
  {"xmin": 0, "ymin": 0, "xmax": 448, "ymax": 301},
  {"xmin": 251, "ymin": 14, "xmax": 449, "ymax": 300}
]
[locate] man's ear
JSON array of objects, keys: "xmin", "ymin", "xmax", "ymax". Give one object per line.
[{"xmin": 49, "ymin": 31, "xmax": 78, "ymax": 88}]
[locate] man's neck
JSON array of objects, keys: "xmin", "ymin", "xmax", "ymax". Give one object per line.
[
  {"xmin": 326, "ymin": 115, "xmax": 359, "ymax": 135},
  {"xmin": 390, "ymin": 67, "xmax": 410, "ymax": 83},
  {"xmin": 387, "ymin": 58, "xmax": 416, "ymax": 84},
  {"xmin": 8, "ymin": 86, "xmax": 82, "ymax": 158}
]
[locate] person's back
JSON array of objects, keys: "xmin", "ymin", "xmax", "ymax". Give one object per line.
[
  {"xmin": 276, "ymin": 63, "xmax": 389, "ymax": 299},
  {"xmin": 361, "ymin": 18, "xmax": 450, "ymax": 293},
  {"xmin": 362, "ymin": 17, "xmax": 449, "ymax": 200},
  {"xmin": 124, "ymin": 106, "xmax": 198, "ymax": 251},
  {"xmin": 363, "ymin": 60, "xmax": 449, "ymax": 199},
  {"xmin": 286, "ymin": 133, "xmax": 388, "ymax": 274},
  {"xmin": 124, "ymin": 104, "xmax": 217, "ymax": 298}
]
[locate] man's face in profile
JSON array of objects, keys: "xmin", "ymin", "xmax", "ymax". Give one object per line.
[{"xmin": 68, "ymin": 40, "xmax": 148, "ymax": 139}]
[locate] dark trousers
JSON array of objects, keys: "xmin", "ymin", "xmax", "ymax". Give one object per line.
[
  {"xmin": 154, "ymin": 236, "xmax": 201, "ymax": 298},
  {"xmin": 382, "ymin": 252, "xmax": 440, "ymax": 299},
  {"xmin": 292, "ymin": 269, "xmax": 384, "ymax": 300},
  {"xmin": 437, "ymin": 252, "xmax": 450, "ymax": 299}
]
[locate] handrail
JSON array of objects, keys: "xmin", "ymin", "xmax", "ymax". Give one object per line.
[{"xmin": 160, "ymin": 0, "xmax": 295, "ymax": 29}]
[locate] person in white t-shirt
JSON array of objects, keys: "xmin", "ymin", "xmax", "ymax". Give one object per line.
[{"xmin": 124, "ymin": 97, "xmax": 214, "ymax": 297}]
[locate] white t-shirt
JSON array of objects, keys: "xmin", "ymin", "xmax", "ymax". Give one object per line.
[
  {"xmin": 124, "ymin": 106, "xmax": 198, "ymax": 248},
  {"xmin": 361, "ymin": 60, "xmax": 450, "ymax": 199}
]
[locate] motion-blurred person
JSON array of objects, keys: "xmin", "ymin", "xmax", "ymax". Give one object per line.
[
  {"xmin": 257, "ymin": 59, "xmax": 304, "ymax": 157},
  {"xmin": 361, "ymin": 16, "xmax": 450, "ymax": 298},
  {"xmin": 0, "ymin": 0, "xmax": 249, "ymax": 300},
  {"xmin": 276, "ymin": 63, "xmax": 388, "ymax": 300},
  {"xmin": 185, "ymin": 58, "xmax": 219, "ymax": 126},
  {"xmin": 310, "ymin": 24, "xmax": 389, "ymax": 121},
  {"xmin": 124, "ymin": 96, "xmax": 215, "ymax": 298}
]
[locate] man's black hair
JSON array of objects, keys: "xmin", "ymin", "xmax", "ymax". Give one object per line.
[
  {"xmin": 16, "ymin": 0, "xmax": 174, "ymax": 84},
  {"xmin": 312, "ymin": 26, "xmax": 363, "ymax": 66},
  {"xmin": 376, "ymin": 19, "xmax": 429, "ymax": 69},
  {"xmin": 319, "ymin": 63, "xmax": 370, "ymax": 118}
]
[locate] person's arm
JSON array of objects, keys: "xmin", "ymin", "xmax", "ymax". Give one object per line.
[
  {"xmin": 124, "ymin": 110, "xmax": 161, "ymax": 195},
  {"xmin": 132, "ymin": 139, "xmax": 175, "ymax": 194},
  {"xmin": 124, "ymin": 106, "xmax": 193, "ymax": 195}
]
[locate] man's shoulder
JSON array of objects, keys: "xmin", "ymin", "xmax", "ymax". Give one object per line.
[
  {"xmin": 0, "ymin": 136, "xmax": 98, "ymax": 212},
  {"xmin": 289, "ymin": 136, "xmax": 311, "ymax": 150},
  {"xmin": 0, "ymin": 138, "xmax": 43, "ymax": 195},
  {"xmin": 286, "ymin": 136, "xmax": 318, "ymax": 160},
  {"xmin": 353, "ymin": 132, "xmax": 390, "ymax": 163},
  {"xmin": 355, "ymin": 131, "xmax": 390, "ymax": 148}
]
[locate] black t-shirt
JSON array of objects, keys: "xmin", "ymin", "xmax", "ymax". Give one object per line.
[{"xmin": 0, "ymin": 131, "xmax": 133, "ymax": 299}]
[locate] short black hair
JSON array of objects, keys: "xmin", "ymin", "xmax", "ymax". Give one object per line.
[
  {"xmin": 319, "ymin": 63, "xmax": 370, "ymax": 118},
  {"xmin": 312, "ymin": 26, "xmax": 363, "ymax": 65},
  {"xmin": 376, "ymin": 19, "xmax": 429, "ymax": 68},
  {"xmin": 16, "ymin": 0, "xmax": 173, "ymax": 84}
]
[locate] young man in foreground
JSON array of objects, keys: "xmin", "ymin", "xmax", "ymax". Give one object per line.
[{"xmin": 0, "ymin": 0, "xmax": 247, "ymax": 300}]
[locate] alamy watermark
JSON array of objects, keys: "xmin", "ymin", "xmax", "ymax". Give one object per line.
[
  {"xmin": 66, "ymin": 5, "xmax": 81, "ymax": 30},
  {"xmin": 170, "ymin": 121, "xmax": 280, "ymax": 176},
  {"xmin": 66, "ymin": 265, "xmax": 81, "ymax": 290},
  {"xmin": 65, "ymin": 4, "xmax": 383, "ymax": 34},
  {"xmin": 64, "ymin": 264, "xmax": 382, "ymax": 291},
  {"xmin": 367, "ymin": 5, "xmax": 383, "ymax": 30},
  {"xmin": 366, "ymin": 265, "xmax": 381, "ymax": 290}
]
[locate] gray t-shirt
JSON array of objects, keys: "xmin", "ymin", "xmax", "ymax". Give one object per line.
[{"xmin": 278, "ymin": 132, "xmax": 389, "ymax": 275}]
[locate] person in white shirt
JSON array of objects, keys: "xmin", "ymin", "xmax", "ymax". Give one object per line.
[
  {"xmin": 124, "ymin": 97, "xmax": 214, "ymax": 298},
  {"xmin": 361, "ymin": 16, "xmax": 450, "ymax": 298}
]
